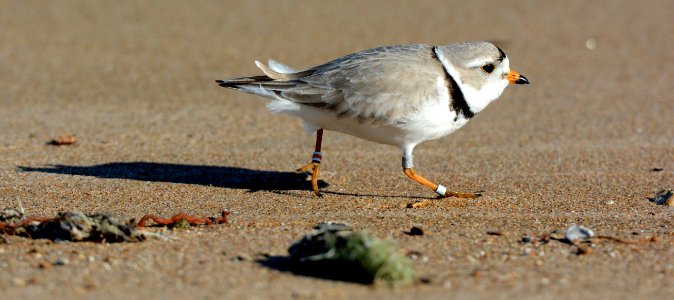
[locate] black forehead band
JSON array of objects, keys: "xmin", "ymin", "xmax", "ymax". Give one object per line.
[{"xmin": 496, "ymin": 46, "xmax": 506, "ymax": 62}]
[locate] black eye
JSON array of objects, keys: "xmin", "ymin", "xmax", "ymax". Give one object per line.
[{"xmin": 481, "ymin": 64, "xmax": 495, "ymax": 74}]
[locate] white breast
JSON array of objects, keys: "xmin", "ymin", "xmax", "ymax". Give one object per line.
[{"xmin": 267, "ymin": 76, "xmax": 469, "ymax": 148}]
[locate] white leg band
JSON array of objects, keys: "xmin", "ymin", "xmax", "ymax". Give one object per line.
[
  {"xmin": 402, "ymin": 155, "xmax": 414, "ymax": 169},
  {"xmin": 435, "ymin": 184, "xmax": 447, "ymax": 196},
  {"xmin": 311, "ymin": 151, "xmax": 322, "ymax": 163}
]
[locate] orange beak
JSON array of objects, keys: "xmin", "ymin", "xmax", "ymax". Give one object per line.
[{"xmin": 507, "ymin": 70, "xmax": 529, "ymax": 84}]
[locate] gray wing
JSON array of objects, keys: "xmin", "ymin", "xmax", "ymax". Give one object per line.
[{"xmin": 218, "ymin": 44, "xmax": 445, "ymax": 125}]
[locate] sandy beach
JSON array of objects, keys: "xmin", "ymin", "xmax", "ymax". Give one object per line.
[{"xmin": 1, "ymin": 1, "xmax": 672, "ymax": 298}]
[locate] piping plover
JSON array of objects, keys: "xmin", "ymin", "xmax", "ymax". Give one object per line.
[{"xmin": 216, "ymin": 41, "xmax": 529, "ymax": 197}]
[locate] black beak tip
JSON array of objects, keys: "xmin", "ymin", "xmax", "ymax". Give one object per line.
[{"xmin": 516, "ymin": 75, "xmax": 530, "ymax": 84}]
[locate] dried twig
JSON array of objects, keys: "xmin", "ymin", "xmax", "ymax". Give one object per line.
[{"xmin": 592, "ymin": 235, "xmax": 659, "ymax": 244}]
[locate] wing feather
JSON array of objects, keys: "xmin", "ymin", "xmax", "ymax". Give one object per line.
[{"xmin": 218, "ymin": 44, "xmax": 445, "ymax": 125}]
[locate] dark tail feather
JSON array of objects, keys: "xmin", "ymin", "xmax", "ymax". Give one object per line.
[{"xmin": 215, "ymin": 75, "xmax": 273, "ymax": 88}]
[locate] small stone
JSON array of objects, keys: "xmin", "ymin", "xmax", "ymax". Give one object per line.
[
  {"xmin": 407, "ymin": 200, "xmax": 432, "ymax": 209},
  {"xmin": 404, "ymin": 226, "xmax": 424, "ymax": 236},
  {"xmin": 443, "ymin": 280, "xmax": 452, "ymax": 288},
  {"xmin": 54, "ymin": 257, "xmax": 69, "ymax": 266},
  {"xmin": 12, "ymin": 277, "xmax": 26, "ymax": 287},
  {"xmin": 605, "ymin": 200, "xmax": 615, "ymax": 205},
  {"xmin": 649, "ymin": 190, "xmax": 673, "ymax": 206},
  {"xmin": 313, "ymin": 222, "xmax": 351, "ymax": 231},
  {"xmin": 48, "ymin": 134, "xmax": 77, "ymax": 146},
  {"xmin": 231, "ymin": 254, "xmax": 252, "ymax": 262},
  {"xmin": 585, "ymin": 38, "xmax": 597, "ymax": 50},
  {"xmin": 406, "ymin": 251, "xmax": 424, "ymax": 260},
  {"xmin": 38, "ymin": 262, "xmax": 52, "ymax": 269},
  {"xmin": 565, "ymin": 224, "xmax": 594, "ymax": 242},
  {"xmin": 575, "ymin": 244, "xmax": 593, "ymax": 255},
  {"xmin": 655, "ymin": 190, "xmax": 674, "ymax": 206}
]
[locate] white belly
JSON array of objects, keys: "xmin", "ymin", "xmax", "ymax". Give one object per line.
[{"xmin": 267, "ymin": 95, "xmax": 469, "ymax": 148}]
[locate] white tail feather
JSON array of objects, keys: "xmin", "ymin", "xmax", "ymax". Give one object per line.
[{"xmin": 268, "ymin": 59, "xmax": 298, "ymax": 73}]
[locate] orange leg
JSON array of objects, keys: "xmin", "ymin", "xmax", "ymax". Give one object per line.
[
  {"xmin": 296, "ymin": 129, "xmax": 323, "ymax": 197},
  {"xmin": 401, "ymin": 154, "xmax": 480, "ymax": 198}
]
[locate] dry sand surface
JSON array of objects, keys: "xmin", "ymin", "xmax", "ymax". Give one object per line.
[{"xmin": 1, "ymin": 1, "xmax": 673, "ymax": 299}]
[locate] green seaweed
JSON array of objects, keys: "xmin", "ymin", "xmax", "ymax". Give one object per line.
[{"xmin": 288, "ymin": 222, "xmax": 415, "ymax": 286}]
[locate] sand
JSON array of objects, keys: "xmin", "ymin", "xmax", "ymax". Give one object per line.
[{"xmin": 1, "ymin": 1, "xmax": 672, "ymax": 299}]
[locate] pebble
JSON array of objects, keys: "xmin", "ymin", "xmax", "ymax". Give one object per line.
[
  {"xmin": 38, "ymin": 262, "xmax": 52, "ymax": 269},
  {"xmin": 406, "ymin": 251, "xmax": 429, "ymax": 262},
  {"xmin": 231, "ymin": 254, "xmax": 252, "ymax": 262},
  {"xmin": 54, "ymin": 257, "xmax": 69, "ymax": 266},
  {"xmin": 443, "ymin": 280, "xmax": 452, "ymax": 289},
  {"xmin": 12, "ymin": 277, "xmax": 26, "ymax": 287},
  {"xmin": 651, "ymin": 190, "xmax": 673, "ymax": 206},
  {"xmin": 565, "ymin": 224, "xmax": 594, "ymax": 242},
  {"xmin": 486, "ymin": 230, "xmax": 504, "ymax": 236},
  {"xmin": 405, "ymin": 226, "xmax": 424, "ymax": 236}
]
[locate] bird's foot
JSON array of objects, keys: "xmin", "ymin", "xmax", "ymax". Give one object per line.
[{"xmin": 296, "ymin": 161, "xmax": 321, "ymax": 197}]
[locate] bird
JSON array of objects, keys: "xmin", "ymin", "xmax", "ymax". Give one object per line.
[{"xmin": 216, "ymin": 41, "xmax": 529, "ymax": 198}]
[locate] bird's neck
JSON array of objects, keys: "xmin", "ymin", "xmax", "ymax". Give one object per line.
[{"xmin": 458, "ymin": 80, "xmax": 507, "ymax": 114}]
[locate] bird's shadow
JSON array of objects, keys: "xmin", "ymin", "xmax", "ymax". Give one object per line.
[{"xmin": 17, "ymin": 162, "xmax": 328, "ymax": 193}]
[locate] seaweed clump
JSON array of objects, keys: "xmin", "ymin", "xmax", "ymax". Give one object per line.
[
  {"xmin": 287, "ymin": 222, "xmax": 415, "ymax": 286},
  {"xmin": 1, "ymin": 208, "xmax": 229, "ymax": 243},
  {"xmin": 1, "ymin": 209, "xmax": 143, "ymax": 242}
]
